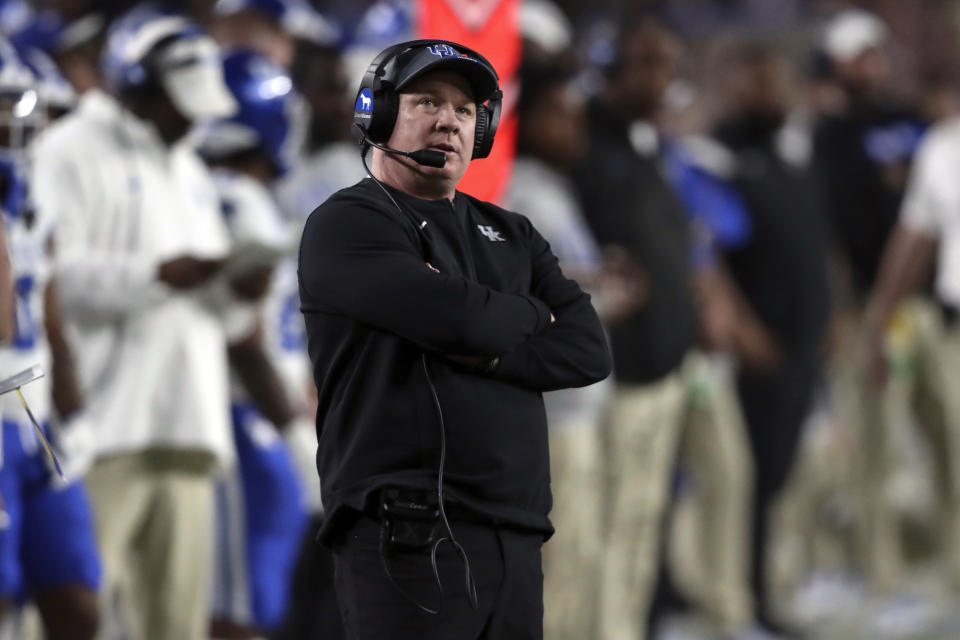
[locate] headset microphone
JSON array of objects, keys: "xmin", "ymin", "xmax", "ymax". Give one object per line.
[
  {"xmin": 405, "ymin": 148, "xmax": 447, "ymax": 168},
  {"xmin": 354, "ymin": 124, "xmax": 447, "ymax": 168}
]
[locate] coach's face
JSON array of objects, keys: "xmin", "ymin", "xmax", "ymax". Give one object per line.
[{"xmin": 389, "ymin": 70, "xmax": 476, "ymax": 188}]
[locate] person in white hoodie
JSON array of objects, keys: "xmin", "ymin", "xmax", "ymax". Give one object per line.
[{"xmin": 30, "ymin": 5, "xmax": 238, "ymax": 639}]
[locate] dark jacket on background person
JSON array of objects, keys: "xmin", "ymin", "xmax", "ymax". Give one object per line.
[
  {"xmin": 298, "ymin": 178, "xmax": 611, "ymax": 545},
  {"xmin": 813, "ymin": 99, "xmax": 925, "ymax": 298},
  {"xmin": 712, "ymin": 117, "xmax": 832, "ymax": 624},
  {"xmin": 714, "ymin": 118, "xmax": 831, "ymax": 357},
  {"xmin": 574, "ymin": 99, "xmax": 696, "ymax": 384}
]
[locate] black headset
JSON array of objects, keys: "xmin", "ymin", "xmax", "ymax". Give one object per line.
[{"xmin": 353, "ymin": 39, "xmax": 503, "ymax": 160}]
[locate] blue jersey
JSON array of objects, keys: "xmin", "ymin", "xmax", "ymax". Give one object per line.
[
  {"xmin": 0, "ymin": 157, "xmax": 52, "ymax": 428},
  {"xmin": 0, "ymin": 158, "xmax": 100, "ymax": 600},
  {"xmin": 213, "ymin": 403, "xmax": 309, "ymax": 630},
  {"xmin": 209, "ymin": 168, "xmax": 309, "ymax": 402},
  {"xmin": 210, "ymin": 169, "xmax": 310, "ymax": 630}
]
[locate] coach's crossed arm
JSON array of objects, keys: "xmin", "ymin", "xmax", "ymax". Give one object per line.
[{"xmin": 298, "ymin": 201, "xmax": 554, "ymax": 356}]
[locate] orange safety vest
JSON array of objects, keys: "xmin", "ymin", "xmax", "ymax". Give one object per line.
[{"xmin": 416, "ymin": 0, "xmax": 520, "ymax": 204}]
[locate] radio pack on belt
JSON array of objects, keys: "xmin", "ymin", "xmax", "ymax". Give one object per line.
[{"xmin": 379, "ymin": 486, "xmax": 442, "ymax": 550}]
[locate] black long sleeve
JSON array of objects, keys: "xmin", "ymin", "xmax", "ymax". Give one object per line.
[
  {"xmin": 298, "ymin": 179, "xmax": 611, "ymax": 545},
  {"xmin": 299, "ymin": 192, "xmax": 553, "ymax": 356},
  {"xmin": 492, "ymin": 222, "xmax": 611, "ymax": 391}
]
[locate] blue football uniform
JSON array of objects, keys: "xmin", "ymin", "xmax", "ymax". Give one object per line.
[
  {"xmin": 209, "ymin": 169, "xmax": 309, "ymax": 631},
  {"xmin": 0, "ymin": 160, "xmax": 100, "ymax": 600}
]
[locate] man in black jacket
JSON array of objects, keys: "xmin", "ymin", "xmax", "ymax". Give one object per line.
[
  {"xmin": 712, "ymin": 43, "xmax": 831, "ymax": 639},
  {"xmin": 297, "ymin": 40, "xmax": 611, "ymax": 639},
  {"xmin": 573, "ymin": 19, "xmax": 698, "ymax": 640}
]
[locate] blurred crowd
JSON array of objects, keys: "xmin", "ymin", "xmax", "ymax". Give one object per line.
[{"xmin": 0, "ymin": 1, "xmax": 958, "ymax": 640}]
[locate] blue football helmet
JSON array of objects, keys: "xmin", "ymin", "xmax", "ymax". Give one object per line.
[
  {"xmin": 4, "ymin": 0, "xmax": 105, "ymax": 56},
  {"xmin": 197, "ymin": 48, "xmax": 301, "ymax": 174},
  {"xmin": 351, "ymin": 0, "xmax": 414, "ymax": 50},
  {"xmin": 18, "ymin": 47, "xmax": 75, "ymax": 117},
  {"xmin": 100, "ymin": 3, "xmax": 202, "ymax": 93},
  {"xmin": 0, "ymin": 0, "xmax": 36, "ymax": 43},
  {"xmin": 0, "ymin": 0, "xmax": 80, "ymax": 120},
  {"xmin": 101, "ymin": 3, "xmax": 236, "ymax": 120},
  {"xmin": 0, "ymin": 38, "xmax": 36, "ymax": 218},
  {"xmin": 0, "ymin": 37, "xmax": 39, "ymax": 155}
]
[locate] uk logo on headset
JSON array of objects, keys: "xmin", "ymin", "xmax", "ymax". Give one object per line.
[{"xmin": 426, "ymin": 44, "xmax": 457, "ymax": 58}]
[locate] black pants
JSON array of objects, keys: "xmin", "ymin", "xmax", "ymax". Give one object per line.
[
  {"xmin": 332, "ymin": 515, "xmax": 544, "ymax": 640},
  {"xmin": 738, "ymin": 359, "xmax": 819, "ymax": 621}
]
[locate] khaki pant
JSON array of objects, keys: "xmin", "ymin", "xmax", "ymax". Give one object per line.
[
  {"xmin": 671, "ymin": 353, "xmax": 754, "ymax": 632},
  {"xmin": 543, "ymin": 422, "xmax": 605, "ymax": 640},
  {"xmin": 735, "ymin": 386, "xmax": 860, "ymax": 614},
  {"xmin": 836, "ymin": 299, "xmax": 960, "ymax": 591},
  {"xmin": 915, "ymin": 311, "xmax": 960, "ymax": 584},
  {"xmin": 599, "ymin": 372, "xmax": 687, "ymax": 640},
  {"xmin": 86, "ymin": 450, "xmax": 216, "ymax": 640}
]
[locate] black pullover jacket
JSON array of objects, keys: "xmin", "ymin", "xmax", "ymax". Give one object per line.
[
  {"xmin": 298, "ymin": 178, "xmax": 611, "ymax": 544},
  {"xmin": 574, "ymin": 99, "xmax": 696, "ymax": 384}
]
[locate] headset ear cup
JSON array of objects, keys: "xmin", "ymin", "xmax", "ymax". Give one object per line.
[
  {"xmin": 367, "ymin": 86, "xmax": 398, "ymax": 143},
  {"xmin": 472, "ymin": 98, "xmax": 501, "ymax": 159},
  {"xmin": 472, "ymin": 105, "xmax": 488, "ymax": 159}
]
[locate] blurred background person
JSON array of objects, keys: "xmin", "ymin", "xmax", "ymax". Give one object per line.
[
  {"xmin": 651, "ymin": 123, "xmax": 760, "ymax": 640},
  {"xmin": 205, "ymin": 0, "xmax": 340, "ymax": 68},
  {"xmin": 30, "ymin": 6, "xmax": 238, "ymax": 638},
  {"xmin": 811, "ymin": 8, "xmax": 948, "ymax": 607},
  {"xmin": 268, "ymin": 33, "xmax": 357, "ymax": 640},
  {"xmin": 194, "ymin": 47, "xmax": 312, "ymax": 640},
  {"xmin": 576, "ymin": 14, "xmax": 778, "ymax": 639},
  {"xmin": 506, "ymin": 59, "xmax": 641, "ymax": 640},
  {"xmin": 862, "ymin": 47, "xmax": 960, "ymax": 615},
  {"xmin": 572, "ymin": 16, "xmax": 698, "ymax": 640},
  {"xmin": 274, "ymin": 37, "xmax": 364, "ymax": 224},
  {"xmin": 710, "ymin": 40, "xmax": 832, "ymax": 639},
  {"xmin": 0, "ymin": 37, "xmax": 101, "ymax": 640},
  {"xmin": 813, "ymin": 7, "xmax": 925, "ymax": 321},
  {"xmin": 0, "ymin": 0, "xmax": 107, "ymax": 98}
]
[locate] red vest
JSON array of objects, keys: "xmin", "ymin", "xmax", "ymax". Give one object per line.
[{"xmin": 416, "ymin": 0, "xmax": 519, "ymax": 204}]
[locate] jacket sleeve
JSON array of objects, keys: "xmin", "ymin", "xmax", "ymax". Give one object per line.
[
  {"xmin": 491, "ymin": 221, "xmax": 612, "ymax": 391},
  {"xmin": 298, "ymin": 198, "xmax": 553, "ymax": 355},
  {"xmin": 32, "ymin": 143, "xmax": 165, "ymax": 322}
]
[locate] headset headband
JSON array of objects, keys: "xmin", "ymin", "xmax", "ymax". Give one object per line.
[{"xmin": 362, "ymin": 39, "xmax": 499, "ymax": 98}]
